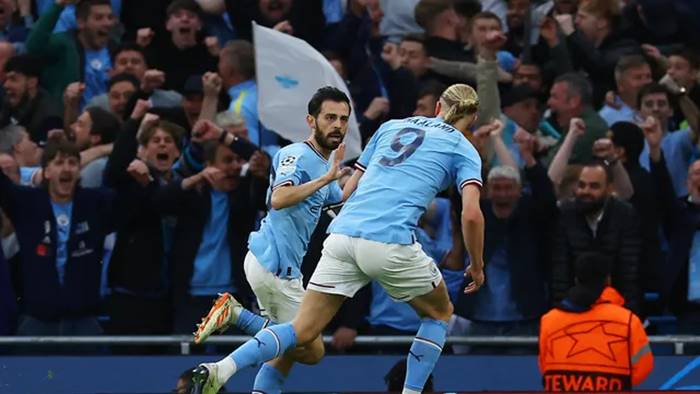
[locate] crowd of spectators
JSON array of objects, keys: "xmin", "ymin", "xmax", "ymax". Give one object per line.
[{"xmin": 1, "ymin": 0, "xmax": 700, "ymax": 356}]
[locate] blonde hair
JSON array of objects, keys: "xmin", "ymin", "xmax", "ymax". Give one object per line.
[{"xmin": 440, "ymin": 84, "xmax": 479, "ymax": 126}]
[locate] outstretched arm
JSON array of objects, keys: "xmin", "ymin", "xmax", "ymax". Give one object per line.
[
  {"xmin": 461, "ymin": 184, "xmax": 485, "ymax": 294},
  {"xmin": 272, "ymin": 144, "xmax": 350, "ymax": 210}
]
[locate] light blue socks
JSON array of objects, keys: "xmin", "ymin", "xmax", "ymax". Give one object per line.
[
  {"xmin": 252, "ymin": 362, "xmax": 286, "ymax": 394},
  {"xmin": 228, "ymin": 323, "xmax": 297, "ymax": 373},
  {"xmin": 404, "ymin": 319, "xmax": 447, "ymax": 392},
  {"xmin": 235, "ymin": 308, "xmax": 272, "ymax": 336}
]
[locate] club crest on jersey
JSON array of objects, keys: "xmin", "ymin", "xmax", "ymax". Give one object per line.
[{"xmin": 278, "ymin": 155, "xmax": 298, "ymax": 176}]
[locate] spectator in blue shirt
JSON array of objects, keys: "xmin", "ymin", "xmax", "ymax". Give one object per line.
[
  {"xmin": 599, "ymin": 55, "xmax": 651, "ymax": 127},
  {"xmin": 638, "ymin": 82, "xmax": 698, "ymax": 197}
]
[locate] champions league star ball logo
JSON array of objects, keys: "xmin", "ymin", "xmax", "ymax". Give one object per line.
[{"xmin": 278, "ymin": 155, "xmax": 298, "ymax": 176}]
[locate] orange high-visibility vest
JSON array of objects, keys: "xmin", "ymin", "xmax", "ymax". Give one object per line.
[{"xmin": 538, "ymin": 287, "xmax": 653, "ymax": 392}]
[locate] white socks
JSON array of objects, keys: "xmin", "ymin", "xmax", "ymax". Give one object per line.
[
  {"xmin": 402, "ymin": 388, "xmax": 421, "ymax": 394},
  {"xmin": 214, "ymin": 356, "xmax": 237, "ymax": 383}
]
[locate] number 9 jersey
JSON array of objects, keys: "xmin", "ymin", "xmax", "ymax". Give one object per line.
[{"xmin": 328, "ymin": 116, "xmax": 483, "ymax": 245}]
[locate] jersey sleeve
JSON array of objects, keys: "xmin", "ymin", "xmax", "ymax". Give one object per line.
[
  {"xmin": 452, "ymin": 137, "xmax": 483, "ymax": 193},
  {"xmin": 355, "ymin": 123, "xmax": 385, "ymax": 172},
  {"xmin": 272, "ymin": 148, "xmax": 306, "ymax": 190}
]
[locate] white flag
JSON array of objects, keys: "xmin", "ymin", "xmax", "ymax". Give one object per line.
[{"xmin": 253, "ymin": 22, "xmax": 362, "ymax": 159}]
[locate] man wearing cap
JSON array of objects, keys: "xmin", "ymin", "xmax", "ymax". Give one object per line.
[
  {"xmin": 0, "ymin": 54, "xmax": 62, "ymax": 146},
  {"xmin": 539, "ymin": 252, "xmax": 653, "ymax": 392},
  {"xmin": 500, "ymin": 84, "xmax": 550, "ymax": 164},
  {"xmin": 148, "ymin": 74, "xmax": 205, "ymax": 133}
]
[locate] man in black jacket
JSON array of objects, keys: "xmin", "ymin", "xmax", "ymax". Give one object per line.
[
  {"xmin": 552, "ymin": 160, "xmax": 642, "ymax": 314},
  {"xmin": 103, "ymin": 100, "xmax": 184, "ymax": 337},
  {"xmin": 150, "ymin": 119, "xmax": 268, "ymax": 334},
  {"xmin": 447, "ymin": 133, "xmax": 557, "ymax": 354}
]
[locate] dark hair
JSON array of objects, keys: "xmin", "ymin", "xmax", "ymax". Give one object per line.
[
  {"xmin": 636, "ymin": 82, "xmax": 670, "ymax": 109},
  {"xmin": 472, "ymin": 11, "xmax": 503, "ymax": 28},
  {"xmin": 454, "ymin": 0, "xmax": 482, "ymax": 18},
  {"xmin": 415, "ymin": 0, "xmax": 453, "ymax": 31},
  {"xmin": 220, "ymin": 40, "xmax": 255, "ymax": 80},
  {"xmin": 418, "ymin": 80, "xmax": 448, "ymax": 100},
  {"xmin": 76, "ymin": 0, "xmax": 111, "ymax": 21},
  {"xmin": 567, "ymin": 252, "xmax": 612, "ymax": 309},
  {"xmin": 609, "ymin": 121, "xmax": 644, "ymax": 162},
  {"xmin": 176, "ymin": 368, "xmax": 194, "ymax": 393},
  {"xmin": 86, "ymin": 107, "xmax": 121, "ymax": 145},
  {"xmin": 385, "ymin": 360, "xmax": 434, "ymax": 391},
  {"xmin": 108, "ymin": 73, "xmax": 140, "ymax": 90},
  {"xmin": 307, "ymin": 86, "xmax": 351, "ymax": 118},
  {"xmin": 401, "ymin": 33, "xmax": 427, "ymax": 46},
  {"xmin": 554, "ymin": 72, "xmax": 593, "ymax": 106},
  {"xmin": 670, "ymin": 46, "xmax": 700, "ymax": 70},
  {"xmin": 111, "ymin": 42, "xmax": 147, "ymax": 64},
  {"xmin": 4, "ymin": 54, "xmax": 42, "ymax": 78},
  {"xmin": 582, "ymin": 158, "xmax": 614, "ymax": 184},
  {"xmin": 41, "ymin": 138, "xmax": 81, "ymax": 169},
  {"xmin": 138, "ymin": 120, "xmax": 185, "ymax": 151},
  {"xmin": 166, "ymin": 0, "xmax": 202, "ymax": 19}
]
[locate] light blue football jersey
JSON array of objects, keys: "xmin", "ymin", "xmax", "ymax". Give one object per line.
[
  {"xmin": 249, "ymin": 141, "xmax": 343, "ymax": 279},
  {"xmin": 329, "ymin": 116, "xmax": 482, "ymax": 244}
]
